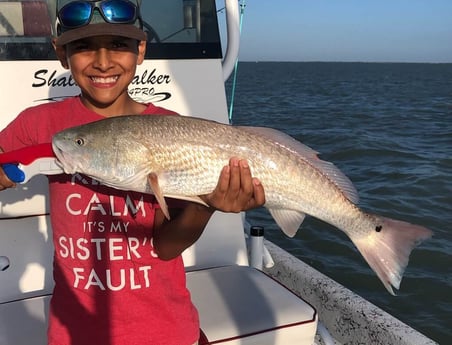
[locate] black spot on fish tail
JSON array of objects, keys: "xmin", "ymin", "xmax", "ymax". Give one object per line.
[{"xmin": 375, "ymin": 225, "xmax": 382, "ymax": 232}]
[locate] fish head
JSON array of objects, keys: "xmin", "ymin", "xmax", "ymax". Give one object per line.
[
  {"xmin": 52, "ymin": 119, "xmax": 151, "ymax": 191},
  {"xmin": 52, "ymin": 125, "xmax": 115, "ymax": 178}
]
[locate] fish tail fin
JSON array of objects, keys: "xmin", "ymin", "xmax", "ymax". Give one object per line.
[{"xmin": 353, "ymin": 215, "xmax": 432, "ymax": 295}]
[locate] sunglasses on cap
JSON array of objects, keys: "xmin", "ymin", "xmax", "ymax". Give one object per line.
[{"xmin": 58, "ymin": 0, "xmax": 139, "ymax": 28}]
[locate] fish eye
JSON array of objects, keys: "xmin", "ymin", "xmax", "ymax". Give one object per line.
[{"xmin": 75, "ymin": 138, "xmax": 85, "ymax": 146}]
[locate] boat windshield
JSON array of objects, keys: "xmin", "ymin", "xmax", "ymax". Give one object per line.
[{"xmin": 0, "ymin": 0, "xmax": 222, "ymax": 61}]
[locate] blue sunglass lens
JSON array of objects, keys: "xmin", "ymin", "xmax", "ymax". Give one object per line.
[
  {"xmin": 59, "ymin": 2, "xmax": 92, "ymax": 27},
  {"xmin": 101, "ymin": 0, "xmax": 136, "ymax": 23},
  {"xmin": 59, "ymin": 1, "xmax": 137, "ymax": 28}
]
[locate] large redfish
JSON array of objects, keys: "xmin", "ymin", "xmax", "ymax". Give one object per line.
[{"xmin": 52, "ymin": 115, "xmax": 432, "ymax": 295}]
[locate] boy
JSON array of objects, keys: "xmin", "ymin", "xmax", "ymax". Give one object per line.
[{"xmin": 0, "ymin": 1, "xmax": 265, "ymax": 344}]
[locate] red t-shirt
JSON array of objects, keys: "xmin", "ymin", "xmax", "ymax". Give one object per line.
[{"xmin": 0, "ymin": 97, "xmax": 199, "ymax": 345}]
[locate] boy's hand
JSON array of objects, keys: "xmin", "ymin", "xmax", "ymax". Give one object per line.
[
  {"xmin": 0, "ymin": 166, "xmax": 16, "ymax": 191},
  {"xmin": 0, "ymin": 148, "xmax": 16, "ymax": 190},
  {"xmin": 200, "ymin": 158, "xmax": 265, "ymax": 213}
]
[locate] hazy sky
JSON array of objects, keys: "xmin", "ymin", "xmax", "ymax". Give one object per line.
[{"xmin": 218, "ymin": 0, "xmax": 452, "ymax": 63}]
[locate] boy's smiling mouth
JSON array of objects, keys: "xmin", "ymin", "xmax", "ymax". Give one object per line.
[{"xmin": 90, "ymin": 76, "xmax": 119, "ymax": 84}]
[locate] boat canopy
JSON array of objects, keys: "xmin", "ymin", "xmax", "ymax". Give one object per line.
[{"xmin": 0, "ymin": 0, "xmax": 222, "ymax": 60}]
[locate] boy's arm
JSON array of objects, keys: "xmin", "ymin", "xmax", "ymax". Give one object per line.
[{"xmin": 153, "ymin": 158, "xmax": 265, "ymax": 260}]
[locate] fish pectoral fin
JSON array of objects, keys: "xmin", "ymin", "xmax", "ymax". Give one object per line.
[
  {"xmin": 268, "ymin": 209, "xmax": 306, "ymax": 238},
  {"xmin": 148, "ymin": 173, "xmax": 170, "ymax": 220},
  {"xmin": 163, "ymin": 194, "xmax": 209, "ymax": 207}
]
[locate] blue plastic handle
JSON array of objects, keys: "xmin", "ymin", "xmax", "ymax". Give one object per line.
[{"xmin": 2, "ymin": 164, "xmax": 25, "ymax": 183}]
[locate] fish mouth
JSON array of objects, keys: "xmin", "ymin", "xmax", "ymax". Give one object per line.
[{"xmin": 52, "ymin": 141, "xmax": 77, "ymax": 174}]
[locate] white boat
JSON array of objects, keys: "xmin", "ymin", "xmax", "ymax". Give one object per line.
[{"xmin": 0, "ymin": 1, "xmax": 438, "ymax": 344}]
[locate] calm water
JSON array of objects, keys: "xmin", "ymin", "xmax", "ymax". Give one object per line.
[{"xmin": 226, "ymin": 62, "xmax": 452, "ymax": 344}]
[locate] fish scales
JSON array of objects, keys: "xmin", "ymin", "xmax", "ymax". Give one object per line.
[
  {"xmin": 52, "ymin": 114, "xmax": 432, "ymax": 295},
  {"xmin": 155, "ymin": 116, "xmax": 348, "ymax": 227}
]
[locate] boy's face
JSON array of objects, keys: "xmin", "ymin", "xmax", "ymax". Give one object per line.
[{"xmin": 55, "ymin": 35, "xmax": 146, "ymax": 110}]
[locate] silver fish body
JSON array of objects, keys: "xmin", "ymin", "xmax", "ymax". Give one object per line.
[{"xmin": 52, "ymin": 115, "xmax": 432, "ymax": 294}]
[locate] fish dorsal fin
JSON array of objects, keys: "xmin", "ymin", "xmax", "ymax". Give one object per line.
[
  {"xmin": 308, "ymin": 156, "xmax": 359, "ymax": 204},
  {"xmin": 239, "ymin": 126, "xmax": 359, "ymax": 204},
  {"xmin": 268, "ymin": 208, "xmax": 306, "ymax": 238}
]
